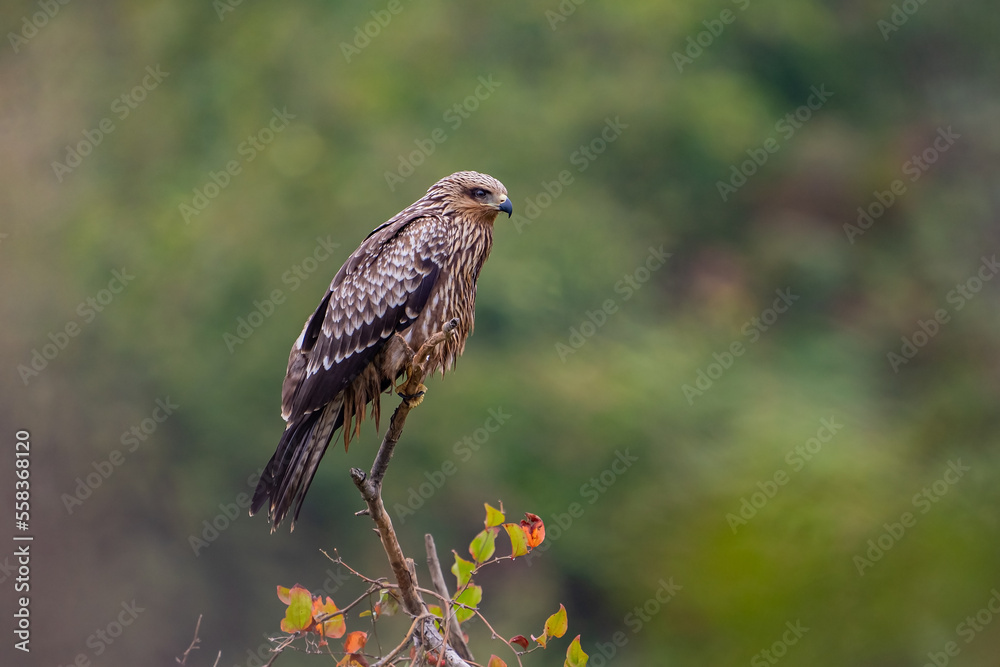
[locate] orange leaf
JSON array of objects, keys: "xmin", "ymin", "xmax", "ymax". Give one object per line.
[
  {"xmin": 487, "ymin": 655, "xmax": 508, "ymax": 667},
  {"xmin": 277, "ymin": 585, "xmax": 292, "ymax": 604},
  {"xmin": 313, "ymin": 596, "xmax": 346, "ymax": 639},
  {"xmin": 343, "ymin": 630, "xmax": 368, "ymax": 653},
  {"xmin": 520, "ymin": 513, "xmax": 545, "ymax": 548}
]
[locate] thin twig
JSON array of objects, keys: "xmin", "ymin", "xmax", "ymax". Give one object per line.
[
  {"xmin": 262, "ymin": 635, "xmax": 297, "ymax": 667},
  {"xmin": 176, "ymin": 614, "xmax": 203, "ymax": 665},
  {"xmin": 371, "ymin": 612, "xmax": 434, "ymax": 667}
]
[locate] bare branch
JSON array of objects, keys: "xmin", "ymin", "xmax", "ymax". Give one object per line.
[
  {"xmin": 344, "ymin": 319, "xmax": 474, "ymax": 667},
  {"xmin": 425, "ymin": 534, "xmax": 473, "ymax": 662},
  {"xmin": 177, "ymin": 615, "xmax": 203, "ymax": 665}
]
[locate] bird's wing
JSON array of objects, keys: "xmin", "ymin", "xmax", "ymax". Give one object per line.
[{"xmin": 281, "ymin": 214, "xmax": 451, "ymax": 421}]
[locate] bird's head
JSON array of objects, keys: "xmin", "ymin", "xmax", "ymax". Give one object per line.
[{"xmin": 429, "ymin": 171, "xmax": 512, "ymax": 223}]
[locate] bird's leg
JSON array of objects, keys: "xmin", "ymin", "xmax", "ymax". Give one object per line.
[{"xmin": 396, "ymin": 319, "xmax": 459, "ymax": 408}]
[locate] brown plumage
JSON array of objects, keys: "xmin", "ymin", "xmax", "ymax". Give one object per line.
[{"xmin": 250, "ymin": 171, "xmax": 512, "ymax": 531}]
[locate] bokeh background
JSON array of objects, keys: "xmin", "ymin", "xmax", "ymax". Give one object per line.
[{"xmin": 2, "ymin": 1, "xmax": 999, "ymax": 665}]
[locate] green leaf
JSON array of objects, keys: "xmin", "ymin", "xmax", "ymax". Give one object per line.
[
  {"xmin": 452, "ymin": 553, "xmax": 475, "ymax": 589},
  {"xmin": 280, "ymin": 585, "xmax": 313, "ymax": 633},
  {"xmin": 484, "ymin": 502, "xmax": 505, "ymax": 528},
  {"xmin": 503, "ymin": 522, "xmax": 529, "ymax": 558},
  {"xmin": 453, "ymin": 584, "xmax": 482, "ymax": 623},
  {"xmin": 374, "ymin": 588, "xmax": 400, "ymax": 619},
  {"xmin": 469, "ymin": 527, "xmax": 497, "ymax": 564},
  {"xmin": 544, "ymin": 604, "xmax": 568, "ymax": 639},
  {"xmin": 565, "ymin": 635, "xmax": 588, "ymax": 667}
]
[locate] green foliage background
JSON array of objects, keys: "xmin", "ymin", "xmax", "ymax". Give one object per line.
[{"xmin": 2, "ymin": 0, "xmax": 999, "ymax": 665}]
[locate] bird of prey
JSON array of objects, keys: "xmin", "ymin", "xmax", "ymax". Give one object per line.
[{"xmin": 251, "ymin": 171, "xmax": 512, "ymax": 531}]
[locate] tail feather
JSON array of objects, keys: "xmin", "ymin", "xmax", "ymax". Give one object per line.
[{"xmin": 251, "ymin": 399, "xmax": 344, "ymax": 531}]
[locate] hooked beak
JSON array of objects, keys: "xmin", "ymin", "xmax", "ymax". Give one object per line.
[{"xmin": 498, "ymin": 197, "xmax": 513, "ymax": 217}]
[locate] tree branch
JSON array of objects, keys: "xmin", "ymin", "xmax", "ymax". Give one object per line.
[{"xmin": 350, "ymin": 319, "xmax": 473, "ymax": 667}]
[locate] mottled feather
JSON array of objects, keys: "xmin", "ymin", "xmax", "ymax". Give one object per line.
[{"xmin": 251, "ymin": 171, "xmax": 510, "ymax": 530}]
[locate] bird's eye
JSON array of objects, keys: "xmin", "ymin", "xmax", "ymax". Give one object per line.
[{"xmin": 472, "ymin": 188, "xmax": 488, "ymax": 199}]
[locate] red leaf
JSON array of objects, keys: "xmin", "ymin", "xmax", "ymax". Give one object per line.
[
  {"xmin": 510, "ymin": 635, "xmax": 530, "ymax": 650},
  {"xmin": 520, "ymin": 513, "xmax": 545, "ymax": 548}
]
